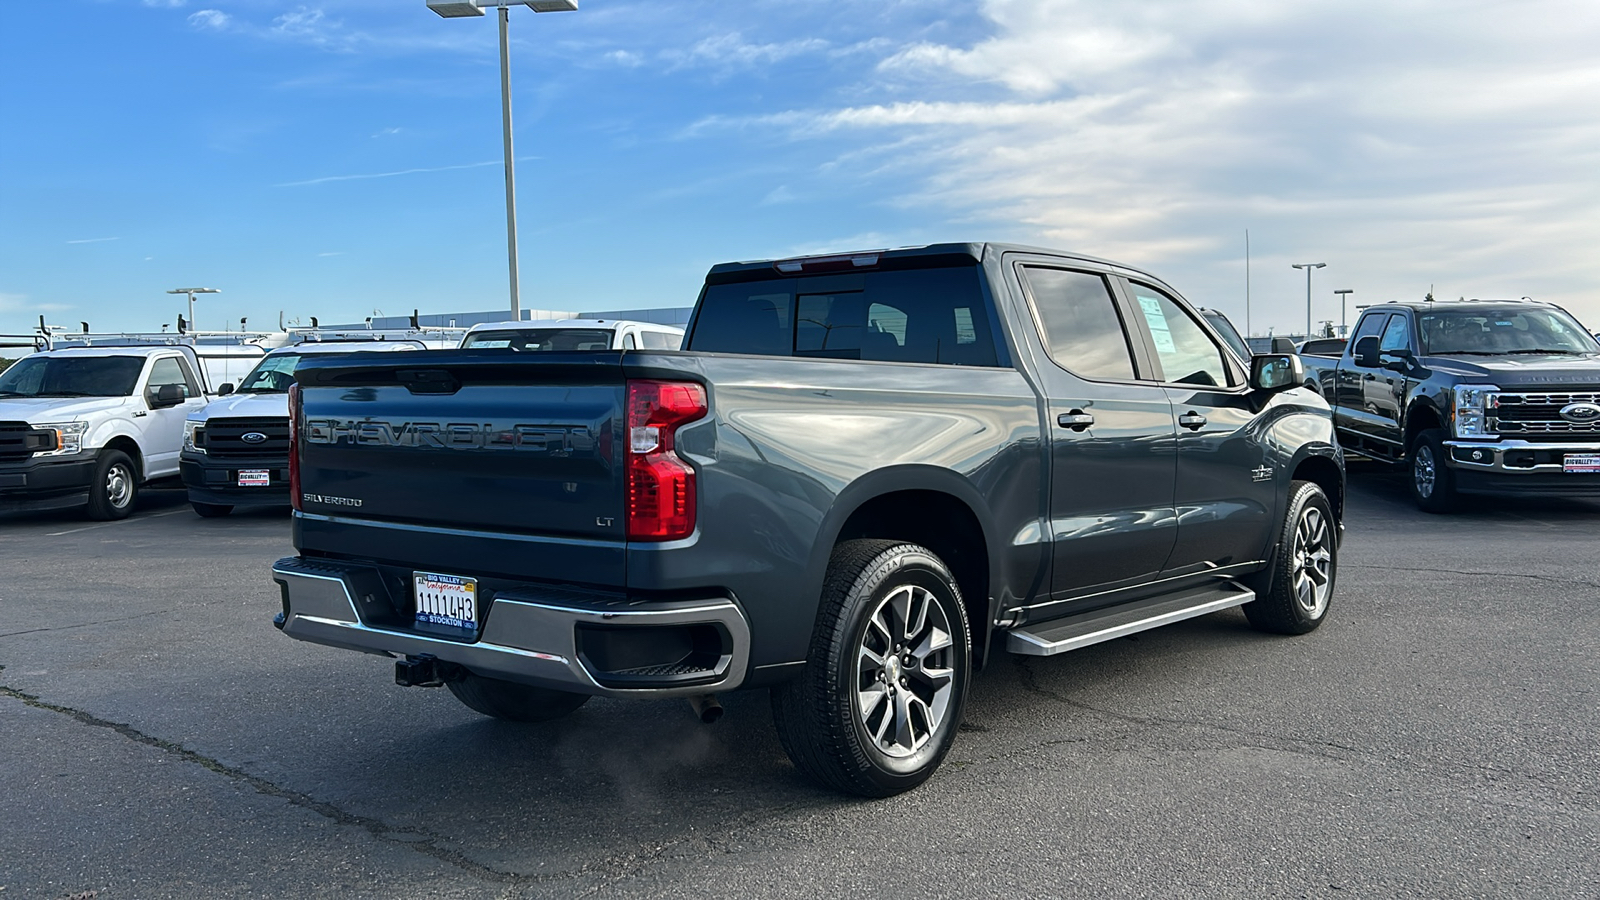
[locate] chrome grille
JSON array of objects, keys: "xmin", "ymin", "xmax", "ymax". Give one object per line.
[{"xmin": 1492, "ymin": 391, "xmax": 1600, "ymax": 442}]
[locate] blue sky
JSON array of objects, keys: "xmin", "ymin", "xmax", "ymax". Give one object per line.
[{"xmin": 3, "ymin": 0, "xmax": 1598, "ymax": 340}]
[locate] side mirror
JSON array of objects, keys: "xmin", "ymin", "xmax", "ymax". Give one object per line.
[
  {"xmin": 1353, "ymin": 335, "xmax": 1380, "ymax": 368},
  {"xmin": 1270, "ymin": 336, "xmax": 1297, "ymax": 354},
  {"xmin": 149, "ymin": 383, "xmax": 186, "ymax": 409},
  {"xmin": 1251, "ymin": 353, "xmax": 1304, "ymax": 393},
  {"xmin": 1382, "ymin": 354, "xmax": 1411, "ymax": 373},
  {"xmin": 218, "ymin": 383, "xmax": 235, "ymax": 396}
]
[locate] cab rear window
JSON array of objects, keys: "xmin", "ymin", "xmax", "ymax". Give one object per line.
[{"xmin": 687, "ymin": 266, "xmax": 1000, "ymax": 366}]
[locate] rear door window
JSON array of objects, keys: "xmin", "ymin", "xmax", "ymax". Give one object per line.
[
  {"xmin": 1020, "ymin": 267, "xmax": 1137, "ymax": 381},
  {"xmin": 688, "ymin": 266, "xmax": 1000, "ymax": 366}
]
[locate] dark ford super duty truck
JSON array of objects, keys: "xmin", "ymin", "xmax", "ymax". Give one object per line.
[
  {"xmin": 1300, "ymin": 300, "xmax": 1600, "ymax": 511},
  {"xmin": 273, "ymin": 242, "xmax": 1345, "ymax": 796}
]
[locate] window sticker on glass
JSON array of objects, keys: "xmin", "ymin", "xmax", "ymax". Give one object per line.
[{"xmin": 1138, "ymin": 295, "xmax": 1177, "ymax": 353}]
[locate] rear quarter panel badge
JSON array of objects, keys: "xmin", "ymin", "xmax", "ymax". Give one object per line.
[{"xmin": 1251, "ymin": 465, "xmax": 1274, "ymax": 483}]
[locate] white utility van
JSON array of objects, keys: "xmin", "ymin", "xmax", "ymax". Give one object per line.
[{"xmin": 458, "ymin": 319, "xmax": 684, "ymax": 352}]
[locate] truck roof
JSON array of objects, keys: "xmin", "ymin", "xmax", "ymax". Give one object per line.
[
  {"xmin": 707, "ymin": 242, "xmax": 1169, "ymax": 287},
  {"xmin": 27, "ymin": 345, "xmax": 197, "ymax": 358},
  {"xmin": 1362, "ymin": 299, "xmax": 1560, "ymax": 313}
]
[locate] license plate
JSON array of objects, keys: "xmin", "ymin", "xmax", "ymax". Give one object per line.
[
  {"xmin": 1563, "ymin": 454, "xmax": 1600, "ymax": 474},
  {"xmin": 237, "ymin": 469, "xmax": 271, "ymax": 487},
  {"xmin": 413, "ymin": 572, "xmax": 478, "ymax": 630}
]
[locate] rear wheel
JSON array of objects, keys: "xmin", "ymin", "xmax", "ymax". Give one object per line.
[
  {"xmin": 191, "ymin": 502, "xmax": 233, "ymax": 518},
  {"xmin": 1409, "ymin": 428, "xmax": 1457, "ymax": 513},
  {"xmin": 445, "ymin": 671, "xmax": 589, "ymax": 723},
  {"xmin": 86, "ymin": 450, "xmax": 138, "ymax": 521},
  {"xmin": 1245, "ymin": 480, "xmax": 1337, "ymax": 635},
  {"xmin": 771, "ymin": 540, "xmax": 970, "ymax": 797}
]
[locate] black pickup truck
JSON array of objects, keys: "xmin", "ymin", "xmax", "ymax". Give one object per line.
[
  {"xmin": 1300, "ymin": 300, "xmax": 1600, "ymax": 511},
  {"xmin": 272, "ymin": 242, "xmax": 1344, "ymax": 796}
]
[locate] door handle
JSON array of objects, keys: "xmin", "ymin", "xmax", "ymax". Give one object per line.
[
  {"xmin": 1364, "ymin": 373, "xmax": 1376, "ymax": 381},
  {"xmin": 1178, "ymin": 412, "xmax": 1208, "ymax": 430},
  {"xmin": 1057, "ymin": 411, "xmax": 1094, "ymax": 431}
]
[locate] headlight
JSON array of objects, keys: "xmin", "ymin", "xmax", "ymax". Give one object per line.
[
  {"xmin": 33, "ymin": 421, "xmax": 89, "ymax": 457},
  {"xmin": 184, "ymin": 419, "xmax": 206, "ymax": 454},
  {"xmin": 1452, "ymin": 384, "xmax": 1500, "ymax": 439}
]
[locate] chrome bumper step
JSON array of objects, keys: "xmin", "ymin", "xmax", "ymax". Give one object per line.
[{"xmin": 1006, "ymin": 582, "xmax": 1256, "ymax": 657}]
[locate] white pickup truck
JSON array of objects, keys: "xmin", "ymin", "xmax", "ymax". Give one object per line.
[{"xmin": 0, "ymin": 345, "xmax": 213, "ymax": 519}]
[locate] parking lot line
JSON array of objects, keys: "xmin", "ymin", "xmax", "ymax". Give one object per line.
[{"xmin": 45, "ymin": 507, "xmax": 191, "ymax": 537}]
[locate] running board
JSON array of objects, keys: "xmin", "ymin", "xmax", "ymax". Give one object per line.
[{"xmin": 1006, "ymin": 583, "xmax": 1256, "ymax": 657}]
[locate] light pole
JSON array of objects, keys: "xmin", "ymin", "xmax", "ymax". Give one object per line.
[
  {"xmin": 427, "ymin": 0, "xmax": 578, "ymax": 322},
  {"xmin": 1290, "ymin": 263, "xmax": 1325, "ymax": 340},
  {"xmin": 167, "ymin": 288, "xmax": 220, "ymax": 332},
  {"xmin": 1333, "ymin": 289, "xmax": 1353, "ymax": 337}
]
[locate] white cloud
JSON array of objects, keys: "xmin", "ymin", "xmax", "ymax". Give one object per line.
[
  {"xmin": 664, "ymin": 33, "xmax": 832, "ymax": 73},
  {"xmin": 65, "ymin": 237, "xmax": 122, "ymax": 245},
  {"xmin": 143, "ymin": 0, "xmax": 187, "ymax": 8},
  {"xmin": 696, "ymin": 0, "xmax": 1600, "ymax": 329},
  {"xmin": 276, "ymin": 160, "xmax": 502, "ymax": 188},
  {"xmin": 187, "ymin": 9, "xmax": 229, "ymax": 31},
  {"xmin": 371, "ymin": 127, "xmax": 403, "ymax": 138}
]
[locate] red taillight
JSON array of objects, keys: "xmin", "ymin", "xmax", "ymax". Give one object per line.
[
  {"xmin": 288, "ymin": 383, "xmax": 303, "ymax": 512},
  {"xmin": 626, "ymin": 380, "xmax": 707, "ymax": 541}
]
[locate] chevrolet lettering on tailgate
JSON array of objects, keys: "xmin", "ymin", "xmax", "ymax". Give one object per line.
[{"xmin": 304, "ymin": 419, "xmax": 595, "ymax": 455}]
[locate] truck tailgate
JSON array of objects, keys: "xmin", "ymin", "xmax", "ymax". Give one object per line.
[{"xmin": 292, "ymin": 352, "xmax": 626, "ymax": 584}]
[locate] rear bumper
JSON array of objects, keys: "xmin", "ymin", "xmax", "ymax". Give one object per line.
[
  {"xmin": 1444, "ymin": 439, "xmax": 1600, "ymax": 496},
  {"xmin": 270, "ymin": 557, "xmax": 752, "ymax": 699},
  {"xmin": 181, "ymin": 452, "xmax": 289, "ymax": 507},
  {"xmin": 0, "ymin": 453, "xmax": 96, "ymax": 512}
]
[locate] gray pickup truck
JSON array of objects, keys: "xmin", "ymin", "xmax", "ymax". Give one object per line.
[
  {"xmin": 272, "ymin": 242, "xmax": 1344, "ymax": 796},
  {"xmin": 1300, "ymin": 299, "xmax": 1600, "ymax": 511}
]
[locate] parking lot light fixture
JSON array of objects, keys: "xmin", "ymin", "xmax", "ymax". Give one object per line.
[
  {"xmin": 167, "ymin": 287, "xmax": 220, "ymax": 333},
  {"xmin": 1334, "ymin": 289, "xmax": 1354, "ymax": 336},
  {"xmin": 1291, "ymin": 263, "xmax": 1325, "ymax": 340},
  {"xmin": 427, "ymin": 0, "xmax": 579, "ymax": 321}
]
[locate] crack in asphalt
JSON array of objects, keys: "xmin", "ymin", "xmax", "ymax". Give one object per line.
[
  {"xmin": 0, "ymin": 668, "xmax": 519, "ymax": 885},
  {"xmin": 1009, "ymin": 656, "xmax": 1362, "ymax": 758},
  {"xmin": 0, "ymin": 610, "xmax": 171, "ymax": 639},
  {"xmin": 0, "ymin": 663, "xmax": 840, "ymax": 895}
]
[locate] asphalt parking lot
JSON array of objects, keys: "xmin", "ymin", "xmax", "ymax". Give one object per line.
[{"xmin": 3, "ymin": 464, "xmax": 1598, "ymax": 899}]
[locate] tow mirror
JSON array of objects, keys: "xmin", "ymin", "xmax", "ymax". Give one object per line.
[
  {"xmin": 1353, "ymin": 335, "xmax": 1381, "ymax": 368},
  {"xmin": 1251, "ymin": 353, "xmax": 1304, "ymax": 393},
  {"xmin": 218, "ymin": 383, "xmax": 234, "ymax": 396}
]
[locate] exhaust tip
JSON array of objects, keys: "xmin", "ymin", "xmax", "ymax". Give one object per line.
[{"xmin": 688, "ymin": 693, "xmax": 723, "ymax": 724}]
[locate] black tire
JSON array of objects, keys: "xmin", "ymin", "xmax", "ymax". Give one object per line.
[
  {"xmin": 445, "ymin": 670, "xmax": 590, "ymax": 723},
  {"xmin": 85, "ymin": 450, "xmax": 138, "ymax": 521},
  {"xmin": 771, "ymin": 540, "xmax": 971, "ymax": 797},
  {"xmin": 191, "ymin": 501, "xmax": 233, "ymax": 518},
  {"xmin": 1244, "ymin": 480, "xmax": 1337, "ymax": 635},
  {"xmin": 1408, "ymin": 428, "xmax": 1457, "ymax": 513}
]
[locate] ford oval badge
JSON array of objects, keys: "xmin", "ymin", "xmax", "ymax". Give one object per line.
[
  {"xmin": 241, "ymin": 432, "xmax": 268, "ymax": 444},
  {"xmin": 1559, "ymin": 402, "xmax": 1600, "ymax": 423}
]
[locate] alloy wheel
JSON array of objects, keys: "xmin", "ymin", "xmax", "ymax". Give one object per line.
[
  {"xmin": 854, "ymin": 583, "xmax": 955, "ymax": 758},
  {"xmin": 1291, "ymin": 505, "xmax": 1333, "ymax": 618}
]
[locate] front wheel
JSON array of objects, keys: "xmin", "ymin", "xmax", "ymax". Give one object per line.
[
  {"xmin": 445, "ymin": 670, "xmax": 589, "ymax": 723},
  {"xmin": 1245, "ymin": 480, "xmax": 1337, "ymax": 635},
  {"xmin": 86, "ymin": 450, "xmax": 138, "ymax": 521},
  {"xmin": 1409, "ymin": 428, "xmax": 1457, "ymax": 513},
  {"xmin": 771, "ymin": 540, "xmax": 971, "ymax": 797}
]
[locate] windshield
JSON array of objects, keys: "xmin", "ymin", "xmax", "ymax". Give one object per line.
[
  {"xmin": 235, "ymin": 354, "xmax": 302, "ymax": 393},
  {"xmin": 1419, "ymin": 308, "xmax": 1600, "ymax": 355},
  {"xmin": 462, "ymin": 328, "xmax": 616, "ymax": 351},
  {"xmin": 0, "ymin": 355, "xmax": 145, "ymax": 398},
  {"xmin": 1202, "ymin": 311, "xmax": 1252, "ymax": 361}
]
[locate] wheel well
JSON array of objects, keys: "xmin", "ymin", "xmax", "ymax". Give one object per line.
[
  {"xmin": 1292, "ymin": 455, "xmax": 1344, "ymax": 523},
  {"xmin": 1404, "ymin": 404, "xmax": 1442, "ymax": 451},
  {"xmin": 103, "ymin": 436, "xmax": 143, "ymax": 481},
  {"xmin": 835, "ymin": 490, "xmax": 990, "ymax": 664}
]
